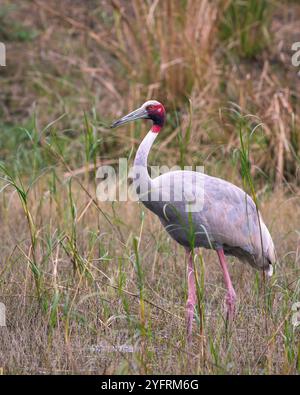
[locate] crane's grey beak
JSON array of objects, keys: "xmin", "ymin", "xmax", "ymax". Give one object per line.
[{"xmin": 111, "ymin": 107, "xmax": 148, "ymax": 128}]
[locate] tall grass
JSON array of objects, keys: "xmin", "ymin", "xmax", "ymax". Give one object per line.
[
  {"xmin": 101, "ymin": 0, "xmax": 220, "ymax": 105},
  {"xmin": 0, "ymin": 110, "xmax": 299, "ymax": 374},
  {"xmin": 220, "ymin": 0, "xmax": 271, "ymax": 58}
]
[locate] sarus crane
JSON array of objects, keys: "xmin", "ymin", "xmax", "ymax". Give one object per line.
[{"xmin": 111, "ymin": 100, "xmax": 276, "ymax": 343}]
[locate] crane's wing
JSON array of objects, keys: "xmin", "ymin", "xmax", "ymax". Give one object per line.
[{"xmin": 146, "ymin": 170, "xmax": 275, "ymax": 272}]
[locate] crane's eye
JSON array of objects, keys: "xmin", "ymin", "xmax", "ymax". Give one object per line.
[{"xmin": 146, "ymin": 105, "xmax": 154, "ymax": 111}]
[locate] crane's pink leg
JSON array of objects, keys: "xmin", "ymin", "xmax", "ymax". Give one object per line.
[
  {"xmin": 186, "ymin": 249, "xmax": 196, "ymax": 344},
  {"xmin": 216, "ymin": 248, "xmax": 236, "ymax": 320}
]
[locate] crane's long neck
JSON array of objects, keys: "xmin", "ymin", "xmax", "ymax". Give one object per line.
[
  {"xmin": 132, "ymin": 128, "xmax": 159, "ymax": 198},
  {"xmin": 134, "ymin": 129, "xmax": 158, "ymax": 170}
]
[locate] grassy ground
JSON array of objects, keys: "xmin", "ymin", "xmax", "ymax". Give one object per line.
[{"xmin": 0, "ymin": 0, "xmax": 299, "ymax": 374}]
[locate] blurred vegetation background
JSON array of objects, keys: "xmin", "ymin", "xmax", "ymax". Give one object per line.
[
  {"xmin": 0, "ymin": 0, "xmax": 300, "ymax": 374},
  {"xmin": 0, "ymin": 0, "xmax": 299, "ymax": 186}
]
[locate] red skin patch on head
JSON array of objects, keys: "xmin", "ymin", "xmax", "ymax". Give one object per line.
[{"xmin": 146, "ymin": 103, "xmax": 165, "ymax": 130}]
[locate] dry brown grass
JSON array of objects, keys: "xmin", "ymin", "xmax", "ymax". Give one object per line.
[{"xmin": 0, "ymin": 178, "xmax": 299, "ymax": 374}]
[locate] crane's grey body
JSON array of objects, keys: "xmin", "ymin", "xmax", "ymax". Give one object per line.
[
  {"xmin": 133, "ymin": 129, "xmax": 275, "ymax": 275},
  {"xmin": 112, "ymin": 99, "xmax": 276, "ymax": 339},
  {"xmin": 143, "ymin": 170, "xmax": 274, "ymax": 272}
]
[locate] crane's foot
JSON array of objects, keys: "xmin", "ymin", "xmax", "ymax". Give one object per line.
[{"xmin": 225, "ymin": 288, "xmax": 236, "ymax": 321}]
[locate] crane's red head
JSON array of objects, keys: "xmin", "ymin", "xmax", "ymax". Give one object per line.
[{"xmin": 111, "ymin": 100, "xmax": 165, "ymax": 133}]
